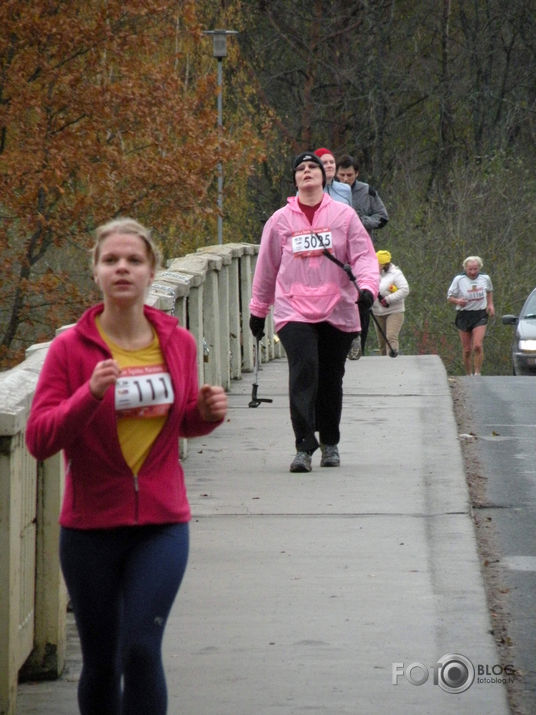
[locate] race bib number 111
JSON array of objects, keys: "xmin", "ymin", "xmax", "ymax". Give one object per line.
[{"xmin": 115, "ymin": 364, "xmax": 174, "ymax": 418}]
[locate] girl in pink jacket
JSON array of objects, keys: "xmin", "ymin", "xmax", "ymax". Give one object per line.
[
  {"xmin": 249, "ymin": 152, "xmax": 379, "ymax": 473},
  {"xmin": 26, "ymin": 218, "xmax": 227, "ymax": 714}
]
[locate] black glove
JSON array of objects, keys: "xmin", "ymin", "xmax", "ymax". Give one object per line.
[
  {"xmin": 357, "ymin": 289, "xmax": 374, "ymax": 311},
  {"xmin": 249, "ymin": 314, "xmax": 266, "ymax": 339}
]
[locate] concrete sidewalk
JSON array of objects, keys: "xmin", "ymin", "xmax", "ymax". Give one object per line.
[{"xmin": 17, "ymin": 355, "xmax": 510, "ymax": 714}]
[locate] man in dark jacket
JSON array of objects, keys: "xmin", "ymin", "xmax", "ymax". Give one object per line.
[
  {"xmin": 337, "ymin": 154, "xmax": 389, "ymax": 359},
  {"xmin": 337, "ymin": 154, "xmax": 389, "ymax": 235}
]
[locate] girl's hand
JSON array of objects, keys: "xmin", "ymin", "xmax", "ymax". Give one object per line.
[
  {"xmin": 197, "ymin": 385, "xmax": 227, "ymax": 422},
  {"xmin": 89, "ymin": 359, "xmax": 121, "ymax": 400}
]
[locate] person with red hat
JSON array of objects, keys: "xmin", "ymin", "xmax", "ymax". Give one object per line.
[
  {"xmin": 249, "ymin": 152, "xmax": 379, "ymax": 473},
  {"xmin": 314, "ymin": 147, "xmax": 352, "ymax": 206}
]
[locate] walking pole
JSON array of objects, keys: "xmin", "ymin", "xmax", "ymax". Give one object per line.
[
  {"xmin": 368, "ymin": 310, "xmax": 398, "ymax": 358},
  {"xmin": 321, "ymin": 247, "xmax": 398, "ymax": 358},
  {"xmin": 248, "ymin": 338, "xmax": 273, "ymax": 408}
]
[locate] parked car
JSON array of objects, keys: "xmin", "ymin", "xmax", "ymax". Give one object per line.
[{"xmin": 502, "ymin": 287, "xmax": 536, "ymax": 375}]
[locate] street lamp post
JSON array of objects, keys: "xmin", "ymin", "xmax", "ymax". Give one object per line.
[{"xmin": 203, "ymin": 29, "xmax": 238, "ymax": 245}]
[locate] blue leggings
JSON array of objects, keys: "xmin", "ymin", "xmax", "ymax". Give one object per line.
[{"xmin": 60, "ymin": 523, "xmax": 189, "ymax": 715}]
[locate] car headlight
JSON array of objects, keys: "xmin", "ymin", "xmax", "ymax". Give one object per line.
[{"xmin": 518, "ymin": 339, "xmax": 536, "ymax": 352}]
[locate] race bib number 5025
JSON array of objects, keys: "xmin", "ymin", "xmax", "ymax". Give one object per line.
[{"xmin": 291, "ymin": 229, "xmax": 333, "ymax": 258}]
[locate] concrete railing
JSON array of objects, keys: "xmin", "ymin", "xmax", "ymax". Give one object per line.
[{"xmin": 0, "ymin": 242, "xmax": 281, "ymax": 715}]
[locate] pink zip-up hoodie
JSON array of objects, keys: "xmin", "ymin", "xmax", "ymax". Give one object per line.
[
  {"xmin": 249, "ymin": 194, "xmax": 379, "ymax": 331},
  {"xmin": 26, "ymin": 304, "xmax": 222, "ymax": 529}
]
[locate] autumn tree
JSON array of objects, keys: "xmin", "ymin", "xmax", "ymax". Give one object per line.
[{"xmin": 0, "ymin": 0, "xmax": 270, "ymax": 366}]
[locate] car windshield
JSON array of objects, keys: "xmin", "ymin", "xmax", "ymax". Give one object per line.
[{"xmin": 521, "ymin": 292, "xmax": 536, "ymax": 319}]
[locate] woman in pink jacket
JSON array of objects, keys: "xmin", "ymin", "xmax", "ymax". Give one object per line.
[
  {"xmin": 26, "ymin": 218, "xmax": 227, "ymax": 714},
  {"xmin": 249, "ymin": 152, "xmax": 379, "ymax": 473}
]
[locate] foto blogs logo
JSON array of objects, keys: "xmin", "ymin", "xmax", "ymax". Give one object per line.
[{"xmin": 392, "ymin": 653, "xmax": 515, "ymax": 694}]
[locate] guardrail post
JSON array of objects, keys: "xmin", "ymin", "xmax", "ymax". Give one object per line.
[
  {"xmin": 0, "ymin": 435, "xmax": 23, "ymax": 715},
  {"xmin": 0, "ymin": 422, "xmax": 36, "ymax": 714},
  {"xmin": 167, "ymin": 256, "xmax": 208, "ymax": 388},
  {"xmin": 19, "ymin": 452, "xmax": 67, "ymax": 681},
  {"xmin": 196, "ymin": 246, "xmax": 236, "ymax": 390},
  {"xmin": 231, "ymin": 244, "xmax": 258, "ymax": 373}
]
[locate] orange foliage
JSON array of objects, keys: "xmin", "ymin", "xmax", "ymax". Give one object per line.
[{"xmin": 0, "ymin": 0, "xmax": 270, "ymax": 366}]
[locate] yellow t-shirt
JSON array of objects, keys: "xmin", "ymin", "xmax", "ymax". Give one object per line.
[{"xmin": 96, "ymin": 318, "xmax": 174, "ymax": 475}]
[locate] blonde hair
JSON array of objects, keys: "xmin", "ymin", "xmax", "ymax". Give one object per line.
[
  {"xmin": 91, "ymin": 218, "xmax": 161, "ymax": 271},
  {"xmin": 463, "ymin": 255, "xmax": 483, "ymax": 270}
]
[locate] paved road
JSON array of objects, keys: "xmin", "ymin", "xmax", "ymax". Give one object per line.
[
  {"xmin": 457, "ymin": 376, "xmax": 536, "ymax": 715},
  {"xmin": 17, "ymin": 356, "xmax": 510, "ymax": 714}
]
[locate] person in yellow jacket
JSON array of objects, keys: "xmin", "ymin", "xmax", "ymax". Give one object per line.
[{"xmin": 372, "ymin": 250, "xmax": 410, "ymax": 356}]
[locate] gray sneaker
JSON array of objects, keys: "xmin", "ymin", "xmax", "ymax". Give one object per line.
[
  {"xmin": 320, "ymin": 444, "xmax": 340, "ymax": 467},
  {"xmin": 348, "ymin": 337, "xmax": 361, "ymax": 360},
  {"xmin": 289, "ymin": 451, "xmax": 312, "ymax": 473}
]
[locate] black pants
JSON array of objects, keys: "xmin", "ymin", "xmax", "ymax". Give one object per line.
[
  {"xmin": 278, "ymin": 322, "xmax": 356, "ymax": 453},
  {"xmin": 60, "ymin": 523, "xmax": 189, "ymax": 715},
  {"xmin": 358, "ymin": 302, "xmax": 370, "ymax": 353}
]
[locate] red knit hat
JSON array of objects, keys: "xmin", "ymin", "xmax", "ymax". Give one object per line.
[{"xmin": 314, "ymin": 147, "xmax": 334, "ymax": 158}]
